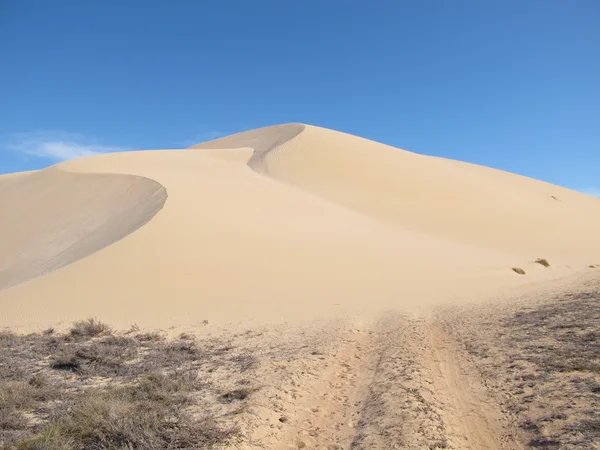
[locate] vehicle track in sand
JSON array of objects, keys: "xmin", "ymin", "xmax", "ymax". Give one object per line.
[
  {"xmin": 349, "ymin": 314, "xmax": 519, "ymax": 449},
  {"xmin": 421, "ymin": 320, "xmax": 522, "ymax": 450},
  {"xmin": 243, "ymin": 313, "xmax": 520, "ymax": 449}
]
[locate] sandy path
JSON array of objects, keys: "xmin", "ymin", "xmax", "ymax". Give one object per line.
[
  {"xmin": 277, "ymin": 328, "xmax": 374, "ymax": 449},
  {"xmin": 422, "ymin": 322, "xmax": 521, "ymax": 450},
  {"xmin": 347, "ymin": 314, "xmax": 518, "ymax": 449},
  {"xmin": 241, "ymin": 273, "xmax": 600, "ymax": 448},
  {"xmin": 237, "ymin": 311, "xmax": 523, "ymax": 449},
  {"xmin": 233, "ymin": 321, "xmax": 375, "ymax": 450}
]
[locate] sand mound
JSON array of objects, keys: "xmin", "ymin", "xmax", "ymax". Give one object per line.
[
  {"xmin": 0, "ymin": 168, "xmax": 166, "ymax": 290},
  {"xmin": 1, "ymin": 124, "xmax": 599, "ymax": 331}
]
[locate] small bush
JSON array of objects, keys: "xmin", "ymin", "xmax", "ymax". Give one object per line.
[
  {"xmin": 512, "ymin": 268, "xmax": 526, "ymax": 275},
  {"xmin": 69, "ymin": 319, "xmax": 111, "ymax": 340},
  {"xmin": 131, "ymin": 371, "xmax": 204, "ymax": 404},
  {"xmin": 535, "ymin": 258, "xmax": 550, "ymax": 268}
]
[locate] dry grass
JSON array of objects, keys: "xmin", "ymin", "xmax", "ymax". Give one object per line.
[
  {"xmin": 506, "ymin": 290, "xmax": 600, "ymax": 374},
  {"xmin": 0, "ymin": 375, "xmax": 59, "ymax": 439},
  {"xmin": 0, "ymin": 319, "xmax": 256, "ymax": 449},
  {"xmin": 448, "ymin": 284, "xmax": 600, "ymax": 449},
  {"xmin": 68, "ymin": 318, "xmax": 111, "ymax": 340},
  {"xmin": 512, "ymin": 267, "xmax": 526, "ymax": 275},
  {"xmin": 14, "ymin": 374, "xmax": 232, "ymax": 449},
  {"xmin": 535, "ymin": 258, "xmax": 550, "ymax": 268}
]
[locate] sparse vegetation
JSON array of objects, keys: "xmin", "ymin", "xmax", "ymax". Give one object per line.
[
  {"xmin": 0, "ymin": 319, "xmax": 256, "ymax": 448},
  {"xmin": 535, "ymin": 258, "xmax": 550, "ymax": 268},
  {"xmin": 449, "ymin": 284, "xmax": 600, "ymax": 448},
  {"xmin": 512, "ymin": 267, "xmax": 526, "ymax": 275},
  {"xmin": 14, "ymin": 371, "xmax": 233, "ymax": 449},
  {"xmin": 506, "ymin": 290, "xmax": 600, "ymax": 374},
  {"xmin": 0, "ymin": 375, "xmax": 59, "ymax": 436},
  {"xmin": 12, "ymin": 377, "xmax": 234, "ymax": 449}
]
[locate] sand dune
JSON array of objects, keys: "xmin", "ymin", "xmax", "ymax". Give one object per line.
[
  {"xmin": 1, "ymin": 124, "xmax": 599, "ymax": 331},
  {"xmin": 0, "ymin": 168, "xmax": 166, "ymax": 290},
  {"xmin": 200, "ymin": 124, "xmax": 600, "ymax": 260}
]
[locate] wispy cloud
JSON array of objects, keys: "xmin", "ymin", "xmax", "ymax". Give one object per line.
[{"xmin": 4, "ymin": 131, "xmax": 128, "ymax": 161}]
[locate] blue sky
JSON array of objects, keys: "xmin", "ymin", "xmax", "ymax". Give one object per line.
[{"xmin": 1, "ymin": 1, "xmax": 598, "ymax": 195}]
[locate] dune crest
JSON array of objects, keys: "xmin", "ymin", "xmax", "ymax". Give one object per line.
[{"xmin": 189, "ymin": 123, "xmax": 304, "ymax": 162}]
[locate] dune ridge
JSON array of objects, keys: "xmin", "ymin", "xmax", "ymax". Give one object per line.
[
  {"xmin": 189, "ymin": 123, "xmax": 304, "ymax": 159},
  {"xmin": 1, "ymin": 124, "xmax": 599, "ymax": 331}
]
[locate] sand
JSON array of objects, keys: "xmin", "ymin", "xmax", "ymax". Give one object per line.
[
  {"xmin": 1, "ymin": 123, "xmax": 600, "ymax": 331},
  {"xmin": 2, "ymin": 123, "xmax": 600, "ymax": 449},
  {"xmin": 0, "ymin": 169, "xmax": 166, "ymax": 290}
]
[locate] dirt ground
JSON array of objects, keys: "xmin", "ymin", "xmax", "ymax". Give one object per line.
[{"xmin": 2, "ymin": 272, "xmax": 599, "ymax": 449}]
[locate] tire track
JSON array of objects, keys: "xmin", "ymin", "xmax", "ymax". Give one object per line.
[{"xmin": 422, "ymin": 321, "xmax": 522, "ymax": 450}]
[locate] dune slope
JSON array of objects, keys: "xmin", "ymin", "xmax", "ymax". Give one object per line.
[
  {"xmin": 1, "ymin": 124, "xmax": 599, "ymax": 331},
  {"xmin": 212, "ymin": 125, "xmax": 600, "ymax": 260},
  {"xmin": 0, "ymin": 168, "xmax": 166, "ymax": 290}
]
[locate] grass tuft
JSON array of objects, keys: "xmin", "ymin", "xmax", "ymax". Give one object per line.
[
  {"xmin": 535, "ymin": 258, "xmax": 550, "ymax": 268},
  {"xmin": 68, "ymin": 318, "xmax": 111, "ymax": 340},
  {"xmin": 512, "ymin": 267, "xmax": 526, "ymax": 275}
]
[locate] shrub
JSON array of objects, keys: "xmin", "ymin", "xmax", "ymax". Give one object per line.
[
  {"xmin": 535, "ymin": 258, "xmax": 550, "ymax": 268},
  {"xmin": 69, "ymin": 318, "xmax": 111, "ymax": 340}
]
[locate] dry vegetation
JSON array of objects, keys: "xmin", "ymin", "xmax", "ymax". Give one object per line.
[
  {"xmin": 512, "ymin": 267, "xmax": 526, "ymax": 275},
  {"xmin": 0, "ymin": 319, "xmax": 258, "ymax": 449},
  {"xmin": 443, "ymin": 282, "xmax": 600, "ymax": 449},
  {"xmin": 535, "ymin": 258, "xmax": 551, "ymax": 268}
]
